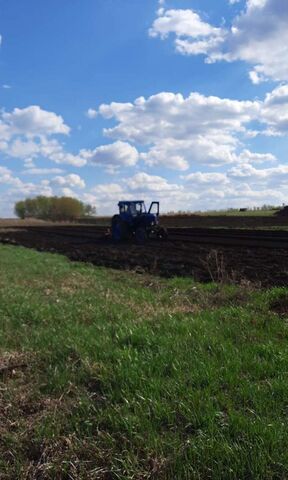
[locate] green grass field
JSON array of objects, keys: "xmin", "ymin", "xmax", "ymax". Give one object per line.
[
  {"xmin": 197, "ymin": 209, "xmax": 278, "ymax": 217},
  {"xmin": 1, "ymin": 245, "xmax": 288, "ymax": 479}
]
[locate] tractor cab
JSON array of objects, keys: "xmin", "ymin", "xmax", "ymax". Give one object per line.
[
  {"xmin": 111, "ymin": 200, "xmax": 166, "ymax": 243},
  {"xmin": 119, "ymin": 201, "xmax": 146, "ymax": 218},
  {"xmin": 118, "ymin": 201, "xmax": 159, "ymax": 221}
]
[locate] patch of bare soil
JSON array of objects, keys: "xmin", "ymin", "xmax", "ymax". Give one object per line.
[{"xmin": 1, "ymin": 226, "xmax": 288, "ymax": 286}]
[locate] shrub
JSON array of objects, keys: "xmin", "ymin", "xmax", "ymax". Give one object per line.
[{"xmin": 14, "ymin": 196, "xmax": 96, "ymax": 222}]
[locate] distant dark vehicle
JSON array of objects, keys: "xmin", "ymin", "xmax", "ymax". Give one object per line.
[
  {"xmin": 239, "ymin": 208, "xmax": 248, "ymax": 212},
  {"xmin": 275, "ymin": 206, "xmax": 288, "ymax": 217},
  {"xmin": 111, "ymin": 201, "xmax": 167, "ymax": 244}
]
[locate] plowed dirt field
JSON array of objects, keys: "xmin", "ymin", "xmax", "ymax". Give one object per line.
[{"xmin": 1, "ymin": 225, "xmax": 288, "ymax": 286}]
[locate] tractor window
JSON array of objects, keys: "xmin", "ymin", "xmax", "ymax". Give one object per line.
[
  {"xmin": 119, "ymin": 202, "xmax": 145, "ymax": 215},
  {"xmin": 135, "ymin": 202, "xmax": 145, "ymax": 214},
  {"xmin": 130, "ymin": 204, "xmax": 137, "ymax": 216},
  {"xmin": 149, "ymin": 202, "xmax": 159, "ymax": 215},
  {"xmin": 119, "ymin": 204, "xmax": 129, "ymax": 213}
]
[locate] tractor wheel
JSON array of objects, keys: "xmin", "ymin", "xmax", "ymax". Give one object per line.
[
  {"xmin": 135, "ymin": 227, "xmax": 148, "ymax": 245},
  {"xmin": 158, "ymin": 226, "xmax": 168, "ymax": 240},
  {"xmin": 112, "ymin": 215, "xmax": 129, "ymax": 242}
]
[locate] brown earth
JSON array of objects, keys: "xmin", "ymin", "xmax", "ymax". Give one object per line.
[
  {"xmin": 4, "ymin": 213, "xmax": 288, "ymax": 229},
  {"xmin": 1, "ymin": 225, "xmax": 288, "ymax": 287},
  {"xmin": 78, "ymin": 214, "xmax": 288, "ymax": 229}
]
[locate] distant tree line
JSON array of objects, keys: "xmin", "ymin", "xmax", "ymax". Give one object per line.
[
  {"xmin": 166, "ymin": 204, "xmax": 283, "ymax": 215},
  {"xmin": 15, "ymin": 196, "xmax": 96, "ymax": 221}
]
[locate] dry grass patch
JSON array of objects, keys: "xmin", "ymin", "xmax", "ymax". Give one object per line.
[{"xmin": 0, "ymin": 351, "xmax": 96, "ymax": 480}]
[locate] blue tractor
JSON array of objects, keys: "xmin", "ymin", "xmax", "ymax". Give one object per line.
[{"xmin": 111, "ymin": 200, "xmax": 167, "ymax": 244}]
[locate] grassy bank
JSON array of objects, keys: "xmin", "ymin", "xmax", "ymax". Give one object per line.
[{"xmin": 0, "ymin": 245, "xmax": 288, "ymax": 479}]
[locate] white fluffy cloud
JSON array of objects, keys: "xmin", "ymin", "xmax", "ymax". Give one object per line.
[
  {"xmin": 222, "ymin": 0, "xmax": 288, "ymax": 83},
  {"xmin": 81, "ymin": 141, "xmax": 139, "ymax": 170},
  {"xmin": 126, "ymin": 172, "xmax": 182, "ymax": 192},
  {"xmin": 92, "ymin": 85, "xmax": 288, "ymax": 174},
  {"xmin": 261, "ymin": 85, "xmax": 288, "ymax": 135},
  {"xmin": 51, "ymin": 174, "xmax": 85, "ymax": 189},
  {"xmin": 96, "ymin": 91, "xmax": 275, "ymax": 170},
  {"xmin": 2, "ymin": 106, "xmax": 70, "ymax": 137},
  {"xmin": 182, "ymin": 172, "xmax": 229, "ymax": 186},
  {"xmin": 23, "ymin": 167, "xmax": 64, "ymax": 175},
  {"xmin": 228, "ymin": 163, "xmax": 288, "ymax": 186},
  {"xmin": 86, "ymin": 173, "xmax": 196, "ymax": 215},
  {"xmin": 1, "ymin": 137, "xmax": 87, "ymax": 167},
  {"xmin": 0, "ymin": 166, "xmax": 22, "ymax": 187},
  {"xmin": 237, "ymin": 149, "xmax": 276, "ymax": 164},
  {"xmin": 0, "ymin": 90, "xmax": 287, "ymax": 216},
  {"xmin": 87, "ymin": 166, "xmax": 288, "ymax": 215},
  {"xmin": 150, "ymin": 0, "xmax": 288, "ymax": 83},
  {"xmin": 150, "ymin": 8, "xmax": 225, "ymax": 57},
  {"xmin": 100, "ymin": 92, "xmax": 259, "ymax": 142},
  {"xmin": 91, "ymin": 183, "xmax": 124, "ymax": 196},
  {"xmin": 149, "ymin": 9, "xmax": 222, "ymax": 40},
  {"xmin": 0, "ymin": 166, "xmax": 60, "ymax": 216},
  {"xmin": 0, "ymin": 106, "xmax": 87, "ymax": 167},
  {"xmin": 86, "ymin": 108, "xmax": 97, "ymax": 119}
]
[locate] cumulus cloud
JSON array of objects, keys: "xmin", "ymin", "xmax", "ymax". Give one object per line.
[
  {"xmin": 126, "ymin": 172, "xmax": 182, "ymax": 192},
  {"xmin": 2, "ymin": 106, "xmax": 70, "ymax": 137},
  {"xmin": 81, "ymin": 141, "xmax": 139, "ymax": 170},
  {"xmin": 0, "ymin": 169, "xmax": 88, "ymax": 216},
  {"xmin": 237, "ymin": 149, "xmax": 276, "ymax": 164},
  {"xmin": 91, "ymin": 183, "xmax": 124, "ymax": 196},
  {"xmin": 23, "ymin": 167, "xmax": 64, "ymax": 175},
  {"xmin": 100, "ymin": 91, "xmax": 259, "ymax": 140},
  {"xmin": 86, "ymin": 173, "xmax": 194, "ymax": 215},
  {"xmin": 149, "ymin": 9, "xmax": 223, "ymax": 40},
  {"xmin": 219, "ymin": 0, "xmax": 288, "ymax": 83},
  {"xmin": 86, "ymin": 108, "xmax": 97, "ymax": 119},
  {"xmin": 150, "ymin": 0, "xmax": 288, "ymax": 83},
  {"xmin": 182, "ymin": 172, "xmax": 229, "ymax": 186},
  {"xmin": 228, "ymin": 163, "xmax": 288, "ymax": 186},
  {"xmin": 0, "ymin": 105, "xmax": 89, "ymax": 213},
  {"xmin": 261, "ymin": 85, "xmax": 288, "ymax": 135},
  {"xmin": 0, "ymin": 166, "xmax": 22, "ymax": 187},
  {"xmin": 87, "ymin": 168, "xmax": 288, "ymax": 216},
  {"xmin": 0, "ymin": 166, "xmax": 59, "ymax": 215},
  {"xmin": 140, "ymin": 145, "xmax": 189, "ymax": 171},
  {"xmin": 149, "ymin": 7, "xmax": 226, "ymax": 58},
  {"xmin": 2, "ymin": 137, "xmax": 87, "ymax": 167},
  {"xmin": 0, "ymin": 106, "xmax": 87, "ymax": 167},
  {"xmin": 7, "ymin": 138, "xmax": 40, "ymax": 158},
  {"xmin": 0, "ymin": 89, "xmax": 287, "ymax": 216},
  {"xmin": 96, "ymin": 91, "xmax": 265, "ymax": 170},
  {"xmin": 51, "ymin": 174, "xmax": 86, "ymax": 189},
  {"xmin": 94, "ymin": 85, "xmax": 288, "ymax": 173}
]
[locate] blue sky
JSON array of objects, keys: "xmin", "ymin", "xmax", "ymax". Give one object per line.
[{"xmin": 0, "ymin": 0, "xmax": 288, "ymax": 215}]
